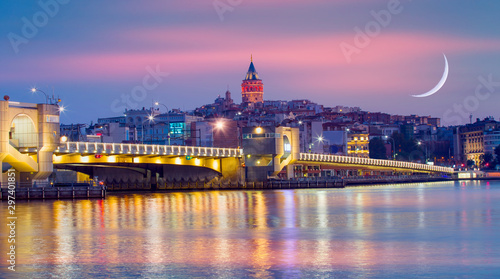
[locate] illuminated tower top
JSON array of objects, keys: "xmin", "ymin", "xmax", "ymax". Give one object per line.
[{"xmin": 241, "ymin": 56, "xmax": 264, "ymax": 105}]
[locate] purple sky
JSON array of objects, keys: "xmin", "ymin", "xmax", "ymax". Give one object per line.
[{"xmin": 2, "ymin": 0, "xmax": 500, "ymax": 126}]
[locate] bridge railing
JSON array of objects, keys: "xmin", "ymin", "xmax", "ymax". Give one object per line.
[
  {"xmin": 299, "ymin": 153, "xmax": 454, "ymax": 173},
  {"xmin": 55, "ymin": 142, "xmax": 243, "ymax": 158}
]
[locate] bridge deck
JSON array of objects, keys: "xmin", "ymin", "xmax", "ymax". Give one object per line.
[
  {"xmin": 298, "ymin": 153, "xmax": 454, "ymax": 173},
  {"xmin": 53, "ymin": 142, "xmax": 243, "ymax": 158}
]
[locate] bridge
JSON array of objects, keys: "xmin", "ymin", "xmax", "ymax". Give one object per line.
[
  {"xmin": 297, "ymin": 153, "xmax": 452, "ymax": 174},
  {"xmin": 1, "ymin": 100, "xmax": 454, "ymax": 189}
]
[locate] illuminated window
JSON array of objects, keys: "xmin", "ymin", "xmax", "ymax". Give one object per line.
[{"xmin": 10, "ymin": 114, "xmax": 38, "ymax": 148}]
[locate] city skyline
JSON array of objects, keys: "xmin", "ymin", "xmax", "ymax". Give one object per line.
[{"xmin": 1, "ymin": 1, "xmax": 500, "ymax": 124}]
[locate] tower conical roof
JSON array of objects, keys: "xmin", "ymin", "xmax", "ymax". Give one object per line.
[{"xmin": 244, "ymin": 58, "xmax": 260, "ymax": 80}]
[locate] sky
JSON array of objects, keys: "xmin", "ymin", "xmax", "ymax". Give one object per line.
[{"xmin": 1, "ymin": 0, "xmax": 499, "ymax": 126}]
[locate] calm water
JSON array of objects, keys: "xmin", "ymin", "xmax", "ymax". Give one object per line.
[{"xmin": 1, "ymin": 180, "xmax": 500, "ymax": 278}]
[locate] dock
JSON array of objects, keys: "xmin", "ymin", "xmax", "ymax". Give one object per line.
[{"xmin": 1, "ymin": 182, "xmax": 106, "ymax": 200}]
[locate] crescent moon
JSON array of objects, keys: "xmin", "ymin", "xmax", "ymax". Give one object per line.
[{"xmin": 412, "ymin": 54, "xmax": 449, "ymax": 98}]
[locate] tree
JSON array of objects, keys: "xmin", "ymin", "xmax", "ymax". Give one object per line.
[
  {"xmin": 391, "ymin": 132, "xmax": 419, "ymax": 161},
  {"xmin": 369, "ymin": 137, "xmax": 387, "ymax": 159},
  {"xmin": 483, "ymin": 153, "xmax": 494, "ymax": 167}
]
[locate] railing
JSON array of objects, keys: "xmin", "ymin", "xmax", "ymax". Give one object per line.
[
  {"xmin": 55, "ymin": 142, "xmax": 243, "ymax": 158},
  {"xmin": 0, "ymin": 180, "xmax": 100, "ymax": 188},
  {"xmin": 298, "ymin": 153, "xmax": 454, "ymax": 173}
]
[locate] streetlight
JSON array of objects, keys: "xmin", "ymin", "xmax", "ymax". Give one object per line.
[
  {"xmin": 154, "ymin": 102, "xmax": 170, "ymax": 145},
  {"xmin": 316, "ymin": 135, "xmax": 324, "ymax": 154},
  {"xmin": 215, "ymin": 121, "xmax": 224, "ymax": 130},
  {"xmin": 141, "ymin": 115, "xmax": 155, "ymax": 144},
  {"xmin": 384, "ymin": 135, "xmax": 396, "ymax": 160},
  {"xmin": 31, "ymin": 87, "xmax": 48, "ymax": 104},
  {"xmin": 418, "ymin": 141, "xmax": 428, "ymax": 163}
]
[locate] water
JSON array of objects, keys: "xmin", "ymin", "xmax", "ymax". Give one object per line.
[{"xmin": 2, "ymin": 180, "xmax": 500, "ymax": 278}]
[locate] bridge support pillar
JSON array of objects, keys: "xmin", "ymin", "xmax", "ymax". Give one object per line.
[
  {"xmin": 220, "ymin": 157, "xmax": 244, "ymax": 184},
  {"xmin": 286, "ymin": 164, "xmax": 294, "ymax": 180}
]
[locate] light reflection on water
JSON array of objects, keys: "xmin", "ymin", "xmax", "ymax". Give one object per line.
[{"xmin": 1, "ymin": 180, "xmax": 500, "ymax": 278}]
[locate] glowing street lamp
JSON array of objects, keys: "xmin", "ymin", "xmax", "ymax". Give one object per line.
[
  {"xmin": 141, "ymin": 115, "xmax": 155, "ymax": 143},
  {"xmin": 215, "ymin": 121, "xmax": 224, "ymax": 130},
  {"xmin": 418, "ymin": 141, "xmax": 428, "ymax": 163},
  {"xmin": 31, "ymin": 87, "xmax": 48, "ymax": 104},
  {"xmin": 154, "ymin": 102, "xmax": 171, "ymax": 145}
]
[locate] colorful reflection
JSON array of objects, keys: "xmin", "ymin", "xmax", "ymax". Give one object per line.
[{"xmin": 1, "ymin": 180, "xmax": 500, "ymax": 277}]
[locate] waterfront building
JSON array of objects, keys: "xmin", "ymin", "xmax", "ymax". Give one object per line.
[
  {"xmin": 145, "ymin": 112, "xmax": 204, "ymax": 145},
  {"xmin": 347, "ymin": 131, "xmax": 370, "ymax": 158},
  {"xmin": 484, "ymin": 130, "xmax": 500, "ymax": 156},
  {"xmin": 457, "ymin": 117, "xmax": 500, "ymax": 165},
  {"xmin": 60, "ymin": 123, "xmax": 88, "ymax": 142}
]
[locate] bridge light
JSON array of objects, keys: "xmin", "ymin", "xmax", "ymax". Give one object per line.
[
  {"xmin": 255, "ymin": 127, "xmax": 263, "ymax": 134},
  {"xmin": 60, "ymin": 136, "xmax": 68, "ymax": 143}
]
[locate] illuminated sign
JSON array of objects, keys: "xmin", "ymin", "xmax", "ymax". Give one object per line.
[
  {"xmin": 169, "ymin": 122, "xmax": 185, "ymax": 135},
  {"xmin": 46, "ymin": 115, "xmax": 59, "ymax": 123}
]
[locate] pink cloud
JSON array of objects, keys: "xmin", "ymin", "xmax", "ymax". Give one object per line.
[{"xmin": 4, "ymin": 28, "xmax": 500, "ymax": 100}]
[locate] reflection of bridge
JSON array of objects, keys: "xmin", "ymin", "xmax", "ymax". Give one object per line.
[{"xmin": 2, "ymin": 100, "xmax": 454, "ymax": 189}]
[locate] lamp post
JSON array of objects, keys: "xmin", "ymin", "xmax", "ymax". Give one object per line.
[
  {"xmin": 384, "ymin": 135, "xmax": 396, "ymax": 160},
  {"xmin": 31, "ymin": 87, "xmax": 49, "ymax": 104},
  {"xmin": 141, "ymin": 115, "xmax": 155, "ymax": 144},
  {"xmin": 315, "ymin": 135, "xmax": 324, "ymax": 154},
  {"xmin": 418, "ymin": 141, "xmax": 428, "ymax": 163},
  {"xmin": 154, "ymin": 102, "xmax": 170, "ymax": 145},
  {"xmin": 213, "ymin": 120, "xmax": 225, "ymax": 147}
]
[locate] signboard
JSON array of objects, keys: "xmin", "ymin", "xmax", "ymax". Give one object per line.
[
  {"xmin": 46, "ymin": 115, "xmax": 59, "ymax": 123},
  {"xmin": 169, "ymin": 122, "xmax": 184, "ymax": 135}
]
